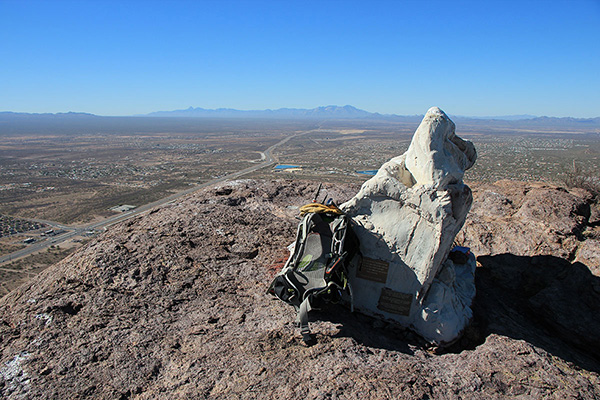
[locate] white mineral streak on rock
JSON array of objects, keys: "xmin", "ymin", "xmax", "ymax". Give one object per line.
[
  {"xmin": 341, "ymin": 107, "xmax": 477, "ymax": 344},
  {"xmin": 0, "ymin": 352, "xmax": 31, "ymax": 395}
]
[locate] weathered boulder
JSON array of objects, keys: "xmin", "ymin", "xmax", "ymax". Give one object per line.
[{"xmin": 341, "ymin": 107, "xmax": 477, "ymax": 344}]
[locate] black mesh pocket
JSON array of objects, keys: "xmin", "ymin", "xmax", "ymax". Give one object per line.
[{"xmin": 270, "ymin": 274, "xmax": 299, "ymax": 306}]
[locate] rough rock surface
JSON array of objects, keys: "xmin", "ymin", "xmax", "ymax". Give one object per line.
[
  {"xmin": 1, "ymin": 179, "xmax": 599, "ymax": 399},
  {"xmin": 578, "ymin": 204, "xmax": 600, "ymax": 276},
  {"xmin": 455, "ymin": 179, "xmax": 600, "ymax": 363},
  {"xmin": 341, "ymin": 107, "xmax": 477, "ymax": 344},
  {"xmin": 456, "ymin": 180, "xmax": 595, "ymax": 263}
]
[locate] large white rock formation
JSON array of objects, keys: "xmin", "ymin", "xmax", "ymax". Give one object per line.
[{"xmin": 341, "ymin": 107, "xmax": 477, "ymax": 345}]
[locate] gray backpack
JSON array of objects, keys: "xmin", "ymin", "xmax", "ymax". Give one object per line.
[{"xmin": 268, "ymin": 202, "xmax": 359, "ymax": 344}]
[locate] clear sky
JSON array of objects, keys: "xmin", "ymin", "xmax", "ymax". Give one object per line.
[{"xmin": 1, "ymin": 0, "xmax": 599, "ymax": 117}]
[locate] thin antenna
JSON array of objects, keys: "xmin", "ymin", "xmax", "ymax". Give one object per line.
[{"xmin": 313, "ymin": 183, "xmax": 322, "ymax": 203}]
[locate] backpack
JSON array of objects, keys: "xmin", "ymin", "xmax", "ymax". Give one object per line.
[{"xmin": 268, "ymin": 201, "xmax": 359, "ymax": 344}]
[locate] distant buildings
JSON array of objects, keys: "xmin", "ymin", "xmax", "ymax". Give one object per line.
[
  {"xmin": 109, "ymin": 205, "xmax": 136, "ymax": 212},
  {"xmin": 0, "ymin": 215, "xmax": 47, "ymax": 238}
]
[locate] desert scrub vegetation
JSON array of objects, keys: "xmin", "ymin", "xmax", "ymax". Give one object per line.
[
  {"xmin": 0, "ymin": 242, "xmax": 26, "ymax": 257},
  {"xmin": 561, "ymin": 161, "xmax": 600, "ymax": 202}
]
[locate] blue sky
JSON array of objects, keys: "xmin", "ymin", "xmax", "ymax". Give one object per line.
[{"xmin": 1, "ymin": 0, "xmax": 599, "ymax": 117}]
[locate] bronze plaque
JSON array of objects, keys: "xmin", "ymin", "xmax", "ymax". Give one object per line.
[
  {"xmin": 377, "ymin": 288, "xmax": 413, "ymax": 316},
  {"xmin": 356, "ymin": 257, "xmax": 389, "ymax": 283}
]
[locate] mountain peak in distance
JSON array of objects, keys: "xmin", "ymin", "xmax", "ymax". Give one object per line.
[{"xmin": 145, "ymin": 105, "xmax": 378, "ymax": 119}]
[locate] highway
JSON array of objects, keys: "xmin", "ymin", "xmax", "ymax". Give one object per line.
[{"xmin": 0, "ymin": 130, "xmax": 308, "ymax": 265}]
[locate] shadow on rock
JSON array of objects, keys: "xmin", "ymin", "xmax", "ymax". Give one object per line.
[
  {"xmin": 471, "ymin": 253, "xmax": 600, "ymax": 373},
  {"xmin": 312, "ymin": 305, "xmax": 417, "ymax": 355}
]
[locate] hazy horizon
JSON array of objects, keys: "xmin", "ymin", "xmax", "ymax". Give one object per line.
[{"xmin": 1, "ymin": 105, "xmax": 598, "ymax": 120}]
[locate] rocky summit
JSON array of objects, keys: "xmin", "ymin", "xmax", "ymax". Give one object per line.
[{"xmin": 1, "ymin": 179, "xmax": 599, "ymax": 399}]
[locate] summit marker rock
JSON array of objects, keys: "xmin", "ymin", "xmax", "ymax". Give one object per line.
[{"xmin": 341, "ymin": 107, "xmax": 477, "ymax": 344}]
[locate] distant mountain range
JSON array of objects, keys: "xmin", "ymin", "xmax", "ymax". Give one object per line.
[
  {"xmin": 2, "ymin": 107, "xmax": 599, "ymax": 126},
  {"xmin": 455, "ymin": 114, "xmax": 538, "ymax": 121},
  {"xmin": 144, "ymin": 106, "xmax": 600, "ymax": 125},
  {"xmin": 147, "ymin": 106, "xmax": 540, "ymax": 121},
  {"xmin": 145, "ymin": 105, "xmax": 382, "ymax": 119}
]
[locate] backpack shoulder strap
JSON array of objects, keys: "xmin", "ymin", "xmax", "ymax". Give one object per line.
[{"xmin": 285, "ymin": 212, "xmax": 323, "ymax": 272}]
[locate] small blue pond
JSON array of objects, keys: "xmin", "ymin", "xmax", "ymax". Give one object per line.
[
  {"xmin": 274, "ymin": 164, "xmax": 300, "ymax": 170},
  {"xmin": 356, "ymin": 170, "xmax": 378, "ymax": 176}
]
